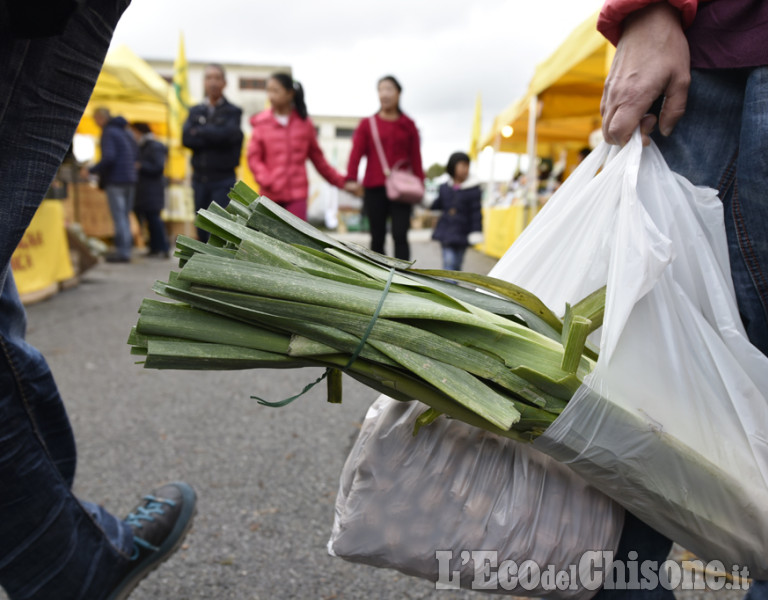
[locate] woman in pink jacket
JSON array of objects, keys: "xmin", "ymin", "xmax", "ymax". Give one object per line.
[{"xmin": 247, "ymin": 73, "xmax": 349, "ymax": 220}]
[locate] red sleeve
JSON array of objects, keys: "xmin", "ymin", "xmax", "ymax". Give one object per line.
[
  {"xmin": 345, "ymin": 119, "xmax": 369, "ymax": 182},
  {"xmin": 409, "ymin": 122, "xmax": 424, "ymax": 180},
  {"xmin": 597, "ymin": 0, "xmax": 698, "ymax": 46},
  {"xmin": 247, "ymin": 122, "xmax": 273, "ymax": 187},
  {"xmin": 306, "ymin": 119, "xmax": 346, "ymax": 189}
]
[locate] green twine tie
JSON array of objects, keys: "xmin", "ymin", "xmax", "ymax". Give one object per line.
[{"xmin": 253, "ymin": 267, "xmax": 396, "ymax": 407}]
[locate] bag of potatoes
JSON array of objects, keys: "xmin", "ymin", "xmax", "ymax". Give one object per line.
[{"xmin": 328, "ymin": 396, "xmax": 623, "ymax": 599}]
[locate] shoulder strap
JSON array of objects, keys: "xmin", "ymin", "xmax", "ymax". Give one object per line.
[{"xmin": 368, "ymin": 116, "xmax": 390, "ymax": 175}]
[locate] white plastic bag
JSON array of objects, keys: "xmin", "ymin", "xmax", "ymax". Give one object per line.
[
  {"xmin": 492, "ymin": 130, "xmax": 768, "ymax": 577},
  {"xmin": 328, "ymin": 396, "xmax": 623, "ymax": 599}
]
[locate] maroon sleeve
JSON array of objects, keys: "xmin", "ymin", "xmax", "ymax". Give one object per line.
[
  {"xmin": 346, "ymin": 118, "xmax": 369, "ymax": 182},
  {"xmin": 598, "ymin": 0, "xmax": 698, "ymax": 45}
]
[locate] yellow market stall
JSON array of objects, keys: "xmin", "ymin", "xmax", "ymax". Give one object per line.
[
  {"xmin": 75, "ymin": 45, "xmax": 198, "ymax": 239},
  {"xmin": 480, "ymin": 10, "xmax": 612, "ymax": 257},
  {"xmin": 11, "ymin": 201, "xmax": 75, "ymax": 302},
  {"xmin": 78, "ymin": 45, "xmax": 170, "ymax": 137},
  {"xmin": 481, "ymin": 10, "xmax": 612, "ymax": 155}
]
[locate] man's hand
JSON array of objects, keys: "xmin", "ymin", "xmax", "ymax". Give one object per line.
[{"xmin": 601, "ymin": 2, "xmax": 691, "ymax": 146}]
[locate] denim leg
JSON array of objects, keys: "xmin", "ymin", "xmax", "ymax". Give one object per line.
[
  {"xmin": 442, "ymin": 244, "xmax": 466, "ymax": 271},
  {"xmin": 592, "ymin": 513, "xmax": 674, "ymax": 600},
  {"xmin": 105, "ymin": 184, "xmax": 133, "ymax": 259},
  {"xmin": 0, "ymin": 1, "xmax": 135, "ymax": 598},
  {"xmin": 0, "ymin": 276, "xmax": 77, "ymax": 485},
  {"xmin": 192, "ymin": 180, "xmax": 211, "ymax": 242},
  {"xmin": 192, "ymin": 178, "xmax": 233, "ymax": 242},
  {"xmin": 733, "ymin": 67, "xmax": 768, "ymax": 354},
  {"xmin": 208, "ymin": 176, "xmax": 235, "ymax": 211}
]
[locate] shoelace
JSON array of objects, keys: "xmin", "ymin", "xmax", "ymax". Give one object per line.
[{"xmin": 125, "ymin": 495, "xmax": 177, "ymax": 559}]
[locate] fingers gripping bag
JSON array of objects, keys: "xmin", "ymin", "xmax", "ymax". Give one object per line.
[
  {"xmin": 490, "ymin": 130, "xmax": 768, "ymax": 576},
  {"xmin": 329, "ymin": 396, "xmax": 624, "ymax": 599}
]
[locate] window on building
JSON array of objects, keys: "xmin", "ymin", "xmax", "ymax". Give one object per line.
[
  {"xmin": 239, "ymin": 77, "xmax": 267, "ymax": 90},
  {"xmin": 336, "ymin": 127, "xmax": 355, "ymax": 139}
]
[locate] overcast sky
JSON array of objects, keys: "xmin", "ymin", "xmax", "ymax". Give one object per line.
[{"xmin": 111, "ymin": 0, "xmax": 604, "ymax": 178}]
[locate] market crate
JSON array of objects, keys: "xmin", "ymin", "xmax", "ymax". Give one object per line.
[{"xmin": 166, "ymin": 220, "xmax": 195, "ymax": 243}]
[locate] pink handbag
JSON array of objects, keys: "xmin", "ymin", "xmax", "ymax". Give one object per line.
[{"xmin": 369, "ymin": 116, "xmax": 424, "ymax": 204}]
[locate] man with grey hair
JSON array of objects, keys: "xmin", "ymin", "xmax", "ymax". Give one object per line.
[{"xmin": 89, "ymin": 106, "xmax": 138, "ymax": 262}]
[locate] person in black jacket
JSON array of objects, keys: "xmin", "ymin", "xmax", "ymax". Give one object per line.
[
  {"xmin": 431, "ymin": 151, "xmax": 483, "ymax": 271},
  {"xmin": 88, "ymin": 107, "xmax": 138, "ymax": 262},
  {"xmin": 131, "ymin": 122, "xmax": 170, "ymax": 258},
  {"xmin": 182, "ymin": 63, "xmax": 244, "ymax": 242}
]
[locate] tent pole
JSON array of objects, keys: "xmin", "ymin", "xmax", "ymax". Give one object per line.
[
  {"xmin": 525, "ymin": 95, "xmax": 538, "ymax": 225},
  {"xmin": 486, "ymin": 132, "xmax": 501, "ymax": 205}
]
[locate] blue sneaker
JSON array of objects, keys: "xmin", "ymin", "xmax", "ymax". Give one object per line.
[{"xmin": 107, "ymin": 482, "xmax": 197, "ymax": 600}]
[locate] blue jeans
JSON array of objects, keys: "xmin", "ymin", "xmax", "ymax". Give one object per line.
[
  {"xmin": 0, "ymin": 1, "xmax": 134, "ymax": 598},
  {"xmin": 105, "ymin": 184, "xmax": 135, "ymax": 259},
  {"xmin": 600, "ymin": 67, "xmax": 768, "ymax": 600},
  {"xmin": 441, "ymin": 244, "xmax": 467, "ymax": 271},
  {"xmin": 192, "ymin": 176, "xmax": 235, "ymax": 242}
]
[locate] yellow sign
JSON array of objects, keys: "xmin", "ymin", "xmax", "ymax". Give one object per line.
[
  {"xmin": 12, "ymin": 201, "xmax": 75, "ymax": 296},
  {"xmin": 481, "ymin": 204, "xmax": 539, "ymax": 258}
]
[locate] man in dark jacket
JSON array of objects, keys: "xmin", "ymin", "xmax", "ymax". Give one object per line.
[
  {"xmin": 131, "ymin": 122, "xmax": 170, "ymax": 258},
  {"xmin": 89, "ymin": 107, "xmax": 138, "ymax": 262},
  {"xmin": 182, "ymin": 63, "xmax": 244, "ymax": 241}
]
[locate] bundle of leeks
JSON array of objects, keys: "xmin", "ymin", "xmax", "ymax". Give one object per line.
[{"xmin": 129, "ymin": 182, "xmax": 604, "ymax": 441}]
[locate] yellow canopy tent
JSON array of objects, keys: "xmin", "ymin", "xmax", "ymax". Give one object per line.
[
  {"xmin": 481, "ymin": 9, "xmax": 613, "ymax": 155},
  {"xmin": 478, "ymin": 10, "xmax": 614, "ymax": 258},
  {"xmin": 77, "ymin": 45, "xmax": 170, "ymax": 137},
  {"xmin": 75, "ymin": 45, "xmax": 198, "ymax": 231}
]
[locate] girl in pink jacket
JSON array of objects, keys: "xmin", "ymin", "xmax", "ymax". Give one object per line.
[{"xmin": 247, "ymin": 73, "xmax": 347, "ymax": 220}]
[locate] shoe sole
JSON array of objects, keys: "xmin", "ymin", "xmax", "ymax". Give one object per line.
[{"xmin": 106, "ymin": 482, "xmax": 198, "ymax": 600}]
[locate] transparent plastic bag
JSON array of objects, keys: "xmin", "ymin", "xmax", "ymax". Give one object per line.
[
  {"xmin": 492, "ymin": 130, "xmax": 768, "ymax": 577},
  {"xmin": 328, "ymin": 396, "xmax": 623, "ymax": 599}
]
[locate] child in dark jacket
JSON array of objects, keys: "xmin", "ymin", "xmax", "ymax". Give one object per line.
[{"xmin": 431, "ymin": 152, "xmax": 482, "ymax": 271}]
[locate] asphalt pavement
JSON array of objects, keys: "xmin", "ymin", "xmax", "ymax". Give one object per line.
[
  {"xmin": 9, "ymin": 232, "xmax": 494, "ymax": 600},
  {"xmin": 6, "ymin": 231, "xmax": 746, "ymax": 600}
]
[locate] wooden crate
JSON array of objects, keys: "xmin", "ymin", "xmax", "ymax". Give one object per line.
[
  {"xmin": 66, "ymin": 183, "xmax": 114, "ymax": 238},
  {"xmin": 165, "ymin": 220, "xmax": 195, "ymax": 244},
  {"xmin": 63, "ymin": 183, "xmax": 144, "ymax": 248}
]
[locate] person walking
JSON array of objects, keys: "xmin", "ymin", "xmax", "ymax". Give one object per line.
[
  {"xmin": 1, "ymin": 2, "xmax": 196, "ymax": 599},
  {"xmin": 431, "ymin": 151, "xmax": 482, "ymax": 271},
  {"xmin": 247, "ymin": 73, "xmax": 352, "ymax": 221},
  {"xmin": 88, "ymin": 107, "xmax": 137, "ymax": 263},
  {"xmin": 346, "ymin": 75, "xmax": 424, "ymax": 261},
  {"xmin": 130, "ymin": 122, "xmax": 170, "ymax": 258},
  {"xmin": 182, "ymin": 63, "xmax": 244, "ymax": 242}
]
